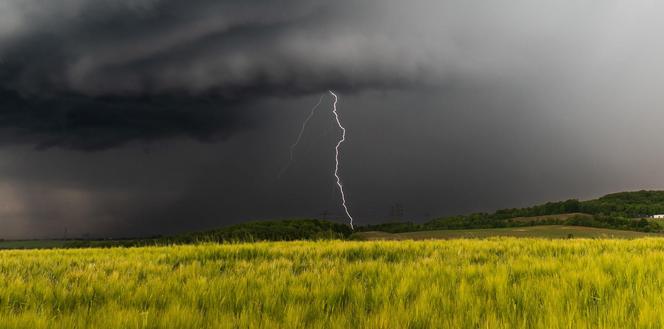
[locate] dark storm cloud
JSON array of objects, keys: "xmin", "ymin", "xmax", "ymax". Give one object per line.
[
  {"xmin": 4, "ymin": 0, "xmax": 664, "ymax": 238},
  {"xmin": 0, "ymin": 89, "xmax": 245, "ymax": 150},
  {"xmin": 0, "ymin": 0, "xmax": 443, "ymax": 149}
]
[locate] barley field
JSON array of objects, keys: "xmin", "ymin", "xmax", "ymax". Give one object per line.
[{"xmin": 3, "ymin": 239, "xmax": 664, "ymax": 328}]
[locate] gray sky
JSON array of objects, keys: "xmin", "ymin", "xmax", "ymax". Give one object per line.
[{"xmin": 1, "ymin": 0, "xmax": 664, "ymax": 238}]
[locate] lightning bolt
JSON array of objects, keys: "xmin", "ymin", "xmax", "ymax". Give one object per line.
[
  {"xmin": 329, "ymin": 90, "xmax": 354, "ymax": 230},
  {"xmin": 278, "ymin": 95, "xmax": 324, "ymax": 178}
]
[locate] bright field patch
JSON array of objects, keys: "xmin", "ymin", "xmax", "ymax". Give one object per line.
[{"xmin": 3, "ymin": 239, "xmax": 664, "ymax": 328}]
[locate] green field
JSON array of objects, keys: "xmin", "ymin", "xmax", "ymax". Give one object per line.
[
  {"xmin": 0, "ymin": 240, "xmax": 69, "ymax": 249},
  {"xmin": 4, "ymin": 239, "xmax": 664, "ymax": 328},
  {"xmin": 0, "ymin": 224, "xmax": 655, "ymax": 250},
  {"xmin": 354, "ymin": 225, "xmax": 662, "ymax": 240}
]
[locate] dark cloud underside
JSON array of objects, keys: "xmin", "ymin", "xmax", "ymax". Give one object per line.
[{"xmin": 0, "ymin": 0, "xmax": 441, "ymax": 149}]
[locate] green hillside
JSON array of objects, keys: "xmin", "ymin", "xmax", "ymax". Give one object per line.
[
  {"xmin": 581, "ymin": 190, "xmax": 664, "ymax": 216},
  {"xmin": 60, "ymin": 219, "xmax": 353, "ymax": 248},
  {"xmin": 361, "ymin": 190, "xmax": 664, "ymax": 234},
  {"xmin": 184, "ymin": 219, "xmax": 353, "ymax": 242},
  {"xmin": 5, "ymin": 191, "xmax": 664, "ymax": 249}
]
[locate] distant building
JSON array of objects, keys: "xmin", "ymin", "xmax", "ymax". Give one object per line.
[{"xmin": 652, "ymin": 214, "xmax": 664, "ymax": 219}]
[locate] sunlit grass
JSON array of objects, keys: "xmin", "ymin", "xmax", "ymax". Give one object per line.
[{"xmin": 2, "ymin": 239, "xmax": 664, "ymax": 328}]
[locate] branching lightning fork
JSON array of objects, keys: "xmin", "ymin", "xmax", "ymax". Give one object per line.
[{"xmin": 278, "ymin": 95, "xmax": 324, "ymax": 178}]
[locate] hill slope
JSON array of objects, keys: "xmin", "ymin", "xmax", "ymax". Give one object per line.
[
  {"xmin": 7, "ymin": 190, "xmax": 664, "ymax": 249},
  {"xmin": 361, "ymin": 190, "xmax": 664, "ymax": 234},
  {"xmin": 354, "ymin": 225, "xmax": 662, "ymax": 240}
]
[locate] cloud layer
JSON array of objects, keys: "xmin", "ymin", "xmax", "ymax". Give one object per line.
[
  {"xmin": 0, "ymin": 0, "xmax": 466, "ymax": 149},
  {"xmin": 3, "ymin": 0, "xmax": 653, "ymax": 150},
  {"xmin": 4, "ymin": 1, "xmax": 664, "ymax": 237}
]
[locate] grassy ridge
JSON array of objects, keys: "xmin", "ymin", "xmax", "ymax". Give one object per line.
[
  {"xmin": 354, "ymin": 225, "xmax": 662, "ymax": 240},
  {"xmin": 53, "ymin": 219, "xmax": 352, "ymax": 249},
  {"xmin": 364, "ymin": 190, "xmax": 664, "ymax": 234},
  {"xmin": 4, "ymin": 239, "xmax": 664, "ymax": 328},
  {"xmin": 4, "ymin": 190, "xmax": 664, "ymax": 249},
  {"xmin": 0, "ymin": 240, "xmax": 69, "ymax": 249},
  {"xmin": 3, "ymin": 224, "xmax": 656, "ymax": 250}
]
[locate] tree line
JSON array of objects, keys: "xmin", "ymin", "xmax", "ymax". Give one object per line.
[{"xmin": 62, "ymin": 190, "xmax": 664, "ymax": 247}]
